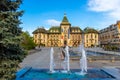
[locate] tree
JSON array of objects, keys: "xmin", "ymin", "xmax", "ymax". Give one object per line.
[
  {"xmin": 0, "ymin": 0, "xmax": 26, "ymax": 79},
  {"xmin": 21, "ymin": 31, "xmax": 36, "ymax": 50}
]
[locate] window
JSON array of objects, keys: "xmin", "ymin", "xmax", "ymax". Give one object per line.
[
  {"xmin": 35, "ymin": 40, "xmax": 37, "ymax": 43},
  {"xmin": 95, "ymin": 40, "xmax": 97, "ymax": 43},
  {"xmin": 95, "ymin": 34, "xmax": 96, "ymax": 38},
  {"xmin": 35, "ymin": 35, "xmax": 37, "ymax": 38},
  {"xmin": 91, "ymin": 34, "xmax": 93, "ymax": 38},
  {"xmin": 86, "ymin": 35, "xmax": 88, "ymax": 38},
  {"xmin": 87, "ymin": 40, "xmax": 88, "ymax": 43},
  {"xmin": 65, "ymin": 35, "xmax": 67, "ymax": 37},
  {"xmin": 87, "ymin": 44, "xmax": 88, "ymax": 47}
]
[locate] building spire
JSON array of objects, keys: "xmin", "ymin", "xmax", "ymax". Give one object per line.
[
  {"xmin": 60, "ymin": 13, "xmax": 71, "ymax": 25},
  {"xmin": 62, "ymin": 13, "xmax": 69, "ymax": 22},
  {"xmin": 64, "ymin": 12, "xmax": 66, "ymax": 16}
]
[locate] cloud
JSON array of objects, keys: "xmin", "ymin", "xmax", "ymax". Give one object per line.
[
  {"xmin": 88, "ymin": 0, "xmax": 120, "ymax": 19},
  {"xmin": 45, "ymin": 28, "xmax": 49, "ymax": 30},
  {"xmin": 46, "ymin": 19, "xmax": 60, "ymax": 26}
]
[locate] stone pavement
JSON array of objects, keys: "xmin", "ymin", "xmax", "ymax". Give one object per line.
[
  {"xmin": 20, "ymin": 47, "xmax": 51, "ymax": 69},
  {"xmin": 20, "ymin": 47, "xmax": 120, "ymax": 69},
  {"xmin": 102, "ymin": 67, "xmax": 120, "ymax": 80}
]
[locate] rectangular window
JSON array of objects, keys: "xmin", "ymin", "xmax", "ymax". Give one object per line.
[
  {"xmin": 91, "ymin": 34, "xmax": 93, "ymax": 38},
  {"xmin": 87, "ymin": 40, "xmax": 88, "ymax": 43},
  {"xmin": 91, "ymin": 40, "xmax": 93, "ymax": 43},
  {"xmin": 35, "ymin": 35, "xmax": 37, "ymax": 38},
  {"xmin": 86, "ymin": 35, "xmax": 88, "ymax": 38},
  {"xmin": 95, "ymin": 40, "xmax": 97, "ymax": 43},
  {"xmin": 95, "ymin": 35, "xmax": 96, "ymax": 38}
]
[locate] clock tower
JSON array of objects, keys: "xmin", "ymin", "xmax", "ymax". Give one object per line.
[{"xmin": 60, "ymin": 14, "xmax": 71, "ymax": 46}]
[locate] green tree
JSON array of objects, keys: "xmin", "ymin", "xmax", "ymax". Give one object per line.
[
  {"xmin": 0, "ymin": 0, "xmax": 26, "ymax": 79},
  {"xmin": 21, "ymin": 31, "xmax": 36, "ymax": 50}
]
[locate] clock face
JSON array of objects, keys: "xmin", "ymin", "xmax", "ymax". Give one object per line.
[
  {"xmin": 61, "ymin": 25, "xmax": 70, "ymax": 36},
  {"xmin": 64, "ymin": 27, "xmax": 68, "ymax": 33},
  {"xmin": 64, "ymin": 30, "xmax": 67, "ymax": 33}
]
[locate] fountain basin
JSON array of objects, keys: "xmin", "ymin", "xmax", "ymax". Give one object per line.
[{"xmin": 16, "ymin": 67, "xmax": 115, "ymax": 80}]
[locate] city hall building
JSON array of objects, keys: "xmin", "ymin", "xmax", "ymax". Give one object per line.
[{"xmin": 32, "ymin": 14, "xmax": 99, "ymax": 47}]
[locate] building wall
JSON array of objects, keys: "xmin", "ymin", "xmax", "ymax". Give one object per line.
[
  {"xmin": 33, "ymin": 34, "xmax": 37, "ymax": 44},
  {"xmin": 84, "ymin": 33, "xmax": 98, "ymax": 47},
  {"xmin": 70, "ymin": 34, "xmax": 82, "ymax": 47},
  {"xmin": 33, "ymin": 31, "xmax": 99, "ymax": 47},
  {"xmin": 60, "ymin": 24, "xmax": 71, "ymax": 46},
  {"xmin": 99, "ymin": 21, "xmax": 120, "ymax": 48},
  {"xmin": 33, "ymin": 21, "xmax": 120, "ymax": 48},
  {"xmin": 47, "ymin": 34, "xmax": 61, "ymax": 47},
  {"xmin": 33, "ymin": 33, "xmax": 46, "ymax": 46},
  {"xmin": 33, "ymin": 32, "xmax": 83, "ymax": 47}
]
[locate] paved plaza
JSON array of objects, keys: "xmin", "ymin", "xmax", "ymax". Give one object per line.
[{"xmin": 20, "ymin": 47, "xmax": 120, "ymax": 69}]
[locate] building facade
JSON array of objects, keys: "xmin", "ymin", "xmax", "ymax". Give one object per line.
[
  {"xmin": 84, "ymin": 27, "xmax": 99, "ymax": 47},
  {"xmin": 33, "ymin": 15, "xmax": 99, "ymax": 47},
  {"xmin": 99, "ymin": 21, "xmax": 120, "ymax": 48}
]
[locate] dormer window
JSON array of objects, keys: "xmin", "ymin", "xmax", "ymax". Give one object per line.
[{"xmin": 75, "ymin": 30, "xmax": 77, "ymax": 32}]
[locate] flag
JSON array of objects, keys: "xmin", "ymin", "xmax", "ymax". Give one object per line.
[
  {"xmin": 61, "ymin": 33, "xmax": 64, "ymax": 39},
  {"xmin": 61, "ymin": 35, "xmax": 63, "ymax": 39},
  {"xmin": 61, "ymin": 28, "xmax": 63, "ymax": 32}
]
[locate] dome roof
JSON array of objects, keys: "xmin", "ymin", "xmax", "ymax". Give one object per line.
[
  {"xmin": 84, "ymin": 27, "xmax": 98, "ymax": 33},
  {"xmin": 60, "ymin": 14, "xmax": 71, "ymax": 25},
  {"xmin": 32, "ymin": 27, "xmax": 47, "ymax": 34}
]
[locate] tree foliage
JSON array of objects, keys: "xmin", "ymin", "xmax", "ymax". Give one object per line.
[
  {"xmin": 0, "ymin": 0, "xmax": 26, "ymax": 79},
  {"xmin": 21, "ymin": 31, "xmax": 36, "ymax": 50}
]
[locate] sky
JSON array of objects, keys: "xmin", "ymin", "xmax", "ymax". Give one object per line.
[{"xmin": 20, "ymin": 0, "xmax": 120, "ymax": 35}]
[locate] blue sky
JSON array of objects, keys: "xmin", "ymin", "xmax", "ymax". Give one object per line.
[{"xmin": 20, "ymin": 0, "xmax": 120, "ymax": 35}]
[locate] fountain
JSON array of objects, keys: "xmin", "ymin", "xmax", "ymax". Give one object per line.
[
  {"xmin": 49, "ymin": 47, "xmax": 55, "ymax": 73},
  {"xmin": 76, "ymin": 44, "xmax": 87, "ymax": 75},
  {"xmin": 61, "ymin": 46, "xmax": 70, "ymax": 73},
  {"xmin": 16, "ymin": 47, "xmax": 116, "ymax": 80},
  {"xmin": 65, "ymin": 46, "xmax": 70, "ymax": 72},
  {"xmin": 80, "ymin": 48, "xmax": 87, "ymax": 74}
]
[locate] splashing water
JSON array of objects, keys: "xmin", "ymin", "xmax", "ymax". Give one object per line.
[
  {"xmin": 49, "ymin": 47, "xmax": 55, "ymax": 73},
  {"xmin": 65, "ymin": 46, "xmax": 70, "ymax": 72},
  {"xmin": 61, "ymin": 46, "xmax": 70, "ymax": 73},
  {"xmin": 76, "ymin": 44, "xmax": 87, "ymax": 75},
  {"xmin": 80, "ymin": 48, "xmax": 87, "ymax": 74}
]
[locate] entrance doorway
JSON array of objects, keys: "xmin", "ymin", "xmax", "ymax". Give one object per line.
[{"xmin": 64, "ymin": 40, "xmax": 67, "ymax": 46}]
